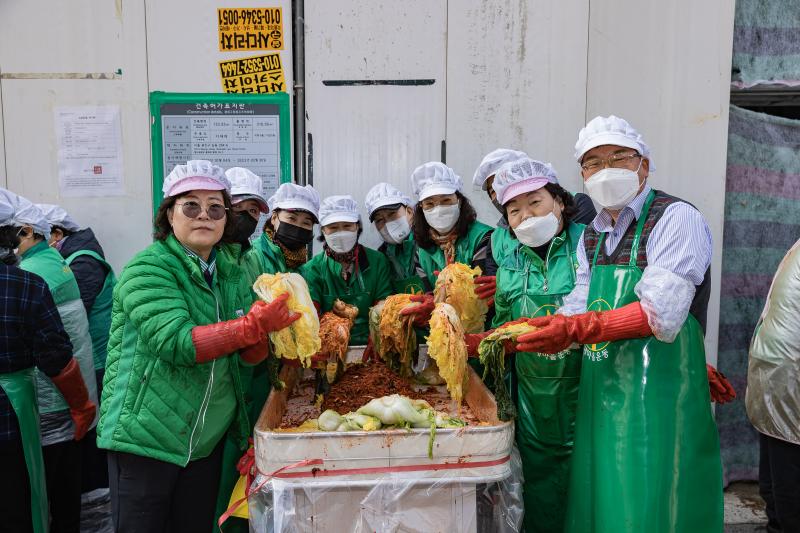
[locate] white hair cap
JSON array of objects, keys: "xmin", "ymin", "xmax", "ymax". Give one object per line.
[
  {"xmin": 269, "ymin": 183, "xmax": 320, "ymax": 221},
  {"xmin": 162, "ymin": 160, "xmax": 230, "ymax": 198},
  {"xmin": 574, "ymin": 115, "xmax": 655, "ymax": 170},
  {"xmin": 493, "ymin": 158, "xmax": 559, "ymax": 206},
  {"xmin": 0, "ymin": 188, "xmax": 51, "ymax": 239},
  {"xmin": 225, "ymin": 167, "xmax": 269, "ymax": 212},
  {"xmin": 37, "ymin": 204, "xmax": 81, "ymax": 232},
  {"xmin": 410, "ymin": 162, "xmax": 463, "ymax": 201},
  {"xmin": 472, "ymin": 148, "xmax": 528, "ymax": 191},
  {"xmin": 364, "ymin": 182, "xmax": 412, "ymax": 219},
  {"xmin": 319, "ymin": 195, "xmax": 360, "ymax": 226}
]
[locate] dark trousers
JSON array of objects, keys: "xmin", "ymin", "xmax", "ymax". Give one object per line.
[
  {"xmin": 760, "ymin": 432, "xmax": 800, "ymax": 533},
  {"xmin": 108, "ymin": 439, "xmax": 225, "ymax": 533},
  {"xmin": 81, "ymin": 369, "xmax": 107, "ymax": 492},
  {"xmin": 0, "ymin": 438, "xmax": 33, "ymax": 533},
  {"xmin": 43, "ymin": 439, "xmax": 82, "ymax": 533}
]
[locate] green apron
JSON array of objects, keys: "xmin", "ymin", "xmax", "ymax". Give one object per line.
[
  {"xmin": 565, "ymin": 191, "xmax": 723, "ymax": 533},
  {"xmin": 0, "ymin": 368, "xmax": 48, "ymax": 533},
  {"xmin": 384, "ymin": 235, "xmax": 425, "ymax": 295},
  {"xmin": 504, "ymin": 227, "xmax": 582, "ymax": 533},
  {"xmin": 66, "ymin": 250, "xmax": 116, "ymax": 370}
]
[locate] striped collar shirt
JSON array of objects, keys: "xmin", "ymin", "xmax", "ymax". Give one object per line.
[
  {"xmin": 181, "ymin": 244, "xmax": 217, "ymax": 286},
  {"xmin": 592, "ymin": 184, "xmax": 653, "ymax": 255}
]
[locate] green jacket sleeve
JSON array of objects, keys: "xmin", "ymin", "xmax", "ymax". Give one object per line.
[
  {"xmin": 370, "ymin": 251, "xmax": 393, "ymax": 303},
  {"xmin": 117, "ymin": 253, "xmax": 197, "ymax": 367},
  {"xmin": 300, "ymin": 256, "xmax": 322, "ymax": 304},
  {"xmin": 492, "ymin": 279, "xmax": 513, "ymax": 329}
]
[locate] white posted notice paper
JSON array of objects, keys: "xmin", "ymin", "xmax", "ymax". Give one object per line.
[{"xmin": 55, "ymin": 106, "xmax": 124, "ymax": 197}]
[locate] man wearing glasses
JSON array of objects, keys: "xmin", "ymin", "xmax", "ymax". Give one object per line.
[{"xmin": 514, "ymin": 116, "xmax": 724, "ymax": 532}]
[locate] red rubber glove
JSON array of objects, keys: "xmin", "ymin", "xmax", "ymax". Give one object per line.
[
  {"xmin": 50, "ymin": 358, "xmax": 96, "ymax": 441},
  {"xmin": 192, "ymin": 294, "xmax": 300, "ymax": 363},
  {"xmin": 239, "ymin": 338, "xmax": 270, "ymax": 365},
  {"xmin": 362, "ymin": 337, "xmax": 377, "ymax": 362},
  {"xmin": 464, "ymin": 329, "xmax": 518, "ymax": 358},
  {"xmin": 515, "ymin": 302, "xmax": 652, "ymax": 354},
  {"xmin": 464, "ymin": 332, "xmax": 490, "ymax": 358},
  {"xmin": 707, "ymin": 364, "xmax": 736, "ymax": 404},
  {"xmin": 474, "ymin": 276, "xmax": 497, "ymax": 307},
  {"xmin": 400, "ymin": 293, "xmax": 435, "ymax": 327}
]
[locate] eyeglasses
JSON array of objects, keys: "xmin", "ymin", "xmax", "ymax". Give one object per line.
[
  {"xmin": 580, "ymin": 153, "xmax": 642, "ymax": 174},
  {"xmin": 175, "ymin": 201, "xmax": 228, "ymax": 220}
]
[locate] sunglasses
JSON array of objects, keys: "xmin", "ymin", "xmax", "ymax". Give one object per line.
[{"xmin": 175, "ymin": 201, "xmax": 228, "ymax": 220}]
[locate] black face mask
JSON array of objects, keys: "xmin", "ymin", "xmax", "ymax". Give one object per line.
[
  {"xmin": 274, "ymin": 221, "xmax": 314, "ymax": 251},
  {"xmin": 232, "ymin": 212, "xmax": 259, "ymax": 245}
]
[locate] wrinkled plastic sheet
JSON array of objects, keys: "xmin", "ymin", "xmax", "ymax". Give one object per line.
[{"xmin": 247, "ymin": 446, "xmax": 524, "ymax": 533}]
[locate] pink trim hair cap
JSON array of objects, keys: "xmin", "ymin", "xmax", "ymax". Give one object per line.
[
  {"xmin": 493, "ymin": 158, "xmax": 559, "ymax": 206},
  {"xmin": 163, "ymin": 160, "xmax": 230, "ymax": 198}
]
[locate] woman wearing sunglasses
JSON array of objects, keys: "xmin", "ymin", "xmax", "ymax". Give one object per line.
[{"xmin": 97, "ymin": 160, "xmax": 299, "ymax": 533}]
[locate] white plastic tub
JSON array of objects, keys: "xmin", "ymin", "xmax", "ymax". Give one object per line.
[
  {"xmin": 249, "ymin": 348, "xmax": 522, "ymax": 533},
  {"xmin": 253, "ymin": 349, "xmax": 515, "ymax": 485}
]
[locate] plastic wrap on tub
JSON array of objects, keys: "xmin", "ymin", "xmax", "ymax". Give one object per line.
[{"xmin": 248, "ymin": 445, "xmax": 524, "ymax": 533}]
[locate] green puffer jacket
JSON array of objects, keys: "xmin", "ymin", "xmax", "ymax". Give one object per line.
[
  {"xmin": 97, "ymin": 235, "xmax": 251, "ymax": 467},
  {"xmin": 244, "ymin": 233, "xmax": 297, "ymax": 284},
  {"xmin": 417, "ymin": 220, "xmax": 493, "ymax": 287}
]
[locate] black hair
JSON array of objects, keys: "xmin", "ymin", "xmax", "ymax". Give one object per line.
[
  {"xmin": 369, "ymin": 203, "xmax": 405, "ymax": 223},
  {"xmin": 153, "ymin": 190, "xmax": 238, "ymax": 243},
  {"xmin": 0, "ymin": 226, "xmax": 21, "ymax": 250},
  {"xmin": 51, "ymin": 226, "xmax": 75, "ymax": 238},
  {"xmin": 413, "ymin": 191, "xmax": 477, "ymax": 249}
]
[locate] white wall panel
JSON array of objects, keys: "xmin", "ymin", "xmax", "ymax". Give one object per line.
[
  {"xmin": 145, "ymin": 0, "xmax": 293, "ymax": 96},
  {"xmin": 446, "ymin": 0, "xmax": 590, "ymax": 226},
  {"xmin": 0, "ymin": 0, "xmax": 150, "ymax": 272},
  {"xmin": 0, "ymin": 0, "xmax": 123, "ymax": 73},
  {"xmin": 585, "ymin": 0, "xmax": 735, "ymax": 359},
  {"xmin": 304, "ymin": 0, "xmax": 447, "ymax": 249}
]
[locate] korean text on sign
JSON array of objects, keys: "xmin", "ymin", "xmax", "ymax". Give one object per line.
[
  {"xmin": 219, "ymin": 53, "xmax": 286, "ymax": 94},
  {"xmin": 218, "ymin": 7, "xmax": 283, "ymax": 51}
]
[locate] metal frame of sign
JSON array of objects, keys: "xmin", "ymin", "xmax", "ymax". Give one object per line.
[{"xmin": 149, "ymin": 91, "xmax": 291, "ymax": 213}]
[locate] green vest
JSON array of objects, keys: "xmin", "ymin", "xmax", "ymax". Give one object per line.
[
  {"xmin": 19, "ymin": 241, "xmax": 98, "ymax": 417},
  {"xmin": 382, "ymin": 233, "xmax": 426, "ymax": 294},
  {"xmin": 301, "ymin": 246, "xmax": 393, "ymax": 345},
  {"xmin": 493, "ymin": 222, "xmax": 584, "ymax": 533},
  {"xmin": 417, "ymin": 220, "xmax": 493, "ymax": 286},
  {"xmin": 66, "ymin": 250, "xmax": 116, "ymax": 370}
]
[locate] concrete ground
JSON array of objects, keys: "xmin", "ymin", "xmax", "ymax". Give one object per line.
[{"xmin": 725, "ymin": 482, "xmax": 768, "ymax": 533}]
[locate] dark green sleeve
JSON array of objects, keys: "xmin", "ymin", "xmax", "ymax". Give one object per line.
[
  {"xmin": 300, "ymin": 255, "xmax": 322, "ymax": 304},
  {"xmin": 370, "ymin": 251, "xmax": 393, "ymax": 302},
  {"xmin": 491, "ymin": 269, "xmax": 514, "ymax": 328}
]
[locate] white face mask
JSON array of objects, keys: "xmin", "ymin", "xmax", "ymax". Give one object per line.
[
  {"xmin": 584, "ymin": 167, "xmax": 641, "ymax": 210},
  {"xmin": 378, "ymin": 217, "xmax": 411, "ymax": 245},
  {"xmin": 423, "ymin": 204, "xmax": 460, "ymax": 234},
  {"xmin": 514, "ymin": 212, "xmax": 560, "ymax": 248},
  {"xmin": 324, "ymin": 230, "xmax": 358, "ymax": 253}
]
